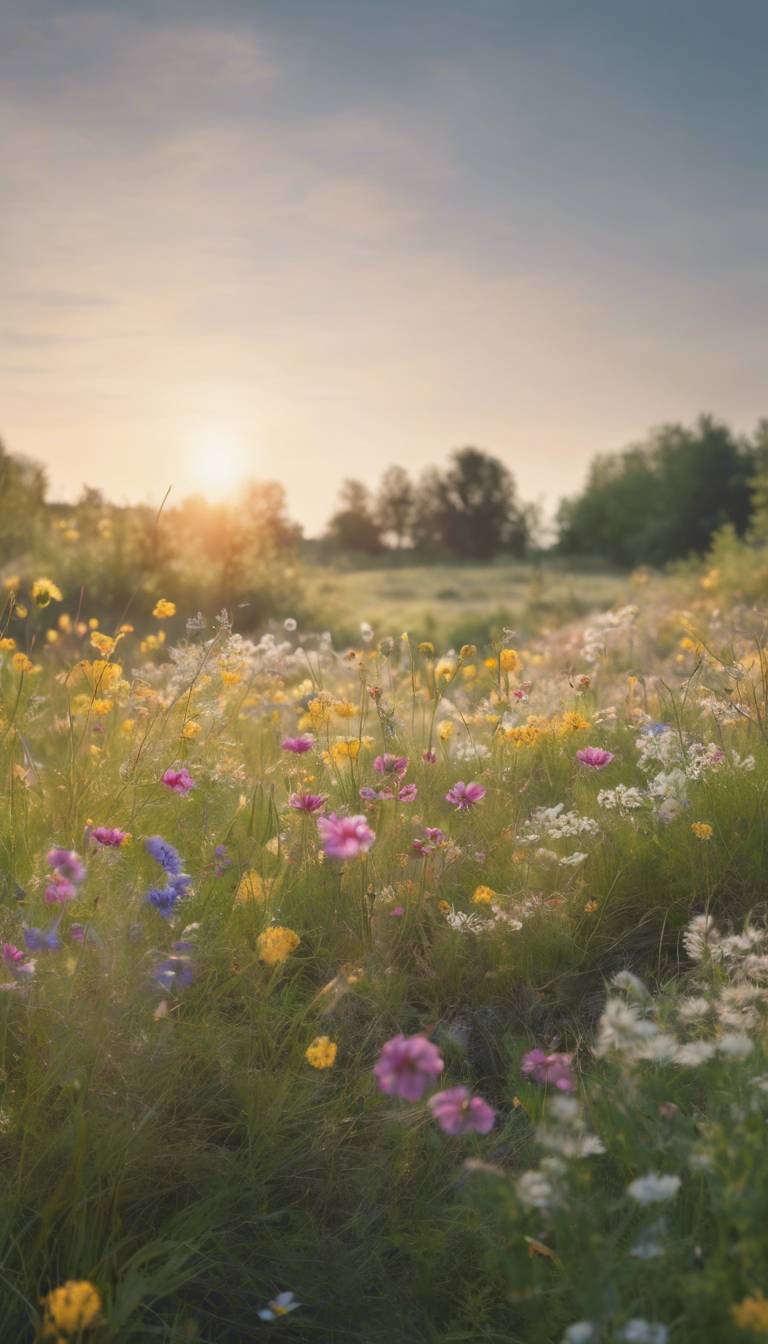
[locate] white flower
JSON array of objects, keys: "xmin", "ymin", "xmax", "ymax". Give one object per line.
[
  {"xmin": 619, "ymin": 1320, "xmax": 668, "ymax": 1344},
  {"xmin": 675, "ymin": 1040, "xmax": 716, "ymax": 1066},
  {"xmin": 516, "ymin": 1169, "xmax": 556, "ymax": 1209},
  {"xmin": 597, "ymin": 784, "xmax": 645, "ymax": 811},
  {"xmin": 258, "ymin": 1290, "xmax": 300, "ymax": 1322},
  {"xmin": 560, "ymin": 851, "xmax": 588, "ymax": 867},
  {"xmin": 283, "ymin": 617, "xmax": 297, "ymax": 632},
  {"xmin": 626, "ymin": 1171, "xmax": 681, "ymax": 1205},
  {"xmin": 562, "ymin": 1324, "xmax": 596, "ymax": 1344},
  {"xmin": 717, "ymin": 1032, "xmax": 753, "ymax": 1058},
  {"xmin": 677, "ymin": 996, "xmax": 711, "ymax": 1022},
  {"xmin": 612, "ymin": 970, "xmax": 650, "ymax": 999},
  {"xmin": 636, "ymin": 1032, "xmax": 679, "ymax": 1063},
  {"xmin": 682, "ymin": 914, "xmax": 720, "ymax": 963},
  {"xmin": 446, "ymin": 908, "xmax": 484, "ymax": 935},
  {"xmin": 595, "ymin": 998, "xmax": 658, "ymax": 1056}
]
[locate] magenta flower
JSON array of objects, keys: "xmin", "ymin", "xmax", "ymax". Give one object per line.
[
  {"xmin": 45, "ymin": 873, "xmax": 78, "ymax": 905},
  {"xmin": 373, "ymin": 1033, "xmax": 444, "ymax": 1101},
  {"xmin": 397, "ymin": 783, "xmax": 418, "ymax": 803},
  {"xmin": 281, "ymin": 734, "xmax": 314, "ymax": 754},
  {"xmin": 2, "ymin": 943, "xmax": 25, "ymax": 966},
  {"xmin": 46, "ymin": 849, "xmax": 86, "ymax": 883},
  {"xmin": 91, "ymin": 826, "xmax": 129, "ymax": 848},
  {"xmin": 428, "ymin": 1086, "xmax": 496, "ymax": 1135},
  {"xmin": 289, "ymin": 791, "xmax": 328, "ymax": 813},
  {"xmin": 521, "ymin": 1048, "xmax": 576, "ymax": 1092},
  {"xmin": 422, "ymin": 749, "xmax": 437, "ymax": 764},
  {"xmin": 374, "ymin": 754, "xmax": 408, "ymax": 776},
  {"xmin": 317, "ymin": 812, "xmax": 376, "ymax": 860},
  {"xmin": 162, "ymin": 767, "xmax": 195, "ymax": 795},
  {"xmin": 390, "ymin": 905, "xmax": 406, "ymax": 918},
  {"xmin": 412, "ymin": 827, "xmax": 446, "ymax": 855},
  {"xmin": 445, "ymin": 780, "xmax": 486, "ymax": 810},
  {"xmin": 576, "ymin": 747, "xmax": 615, "ymax": 770}
]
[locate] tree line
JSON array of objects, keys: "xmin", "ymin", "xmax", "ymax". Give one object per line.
[{"xmin": 3, "ymin": 414, "xmax": 768, "ymax": 574}]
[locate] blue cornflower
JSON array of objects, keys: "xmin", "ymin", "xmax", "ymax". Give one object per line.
[
  {"xmin": 153, "ymin": 954, "xmax": 195, "ymax": 992},
  {"xmin": 642, "ymin": 722, "xmax": 669, "ymax": 736},
  {"xmin": 145, "ymin": 835, "xmax": 183, "ymax": 876},
  {"xmin": 23, "ymin": 919, "xmax": 61, "ymax": 951},
  {"xmin": 146, "ymin": 885, "xmax": 180, "ymax": 919}
]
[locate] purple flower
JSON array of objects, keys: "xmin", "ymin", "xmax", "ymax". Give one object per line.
[
  {"xmin": 428, "ymin": 1086, "xmax": 496, "ymax": 1135},
  {"xmin": 359, "ymin": 786, "xmax": 381, "ymax": 802},
  {"xmin": 374, "ymin": 754, "xmax": 408, "ymax": 776},
  {"xmin": 145, "ymin": 835, "xmax": 183, "ymax": 876},
  {"xmin": 289, "ymin": 792, "xmax": 328, "ymax": 813},
  {"xmin": 153, "ymin": 954, "xmax": 195, "ymax": 992},
  {"xmin": 281, "ymin": 734, "xmax": 314, "ymax": 754},
  {"xmin": 317, "ymin": 812, "xmax": 376, "ymax": 860},
  {"xmin": 2, "ymin": 943, "xmax": 25, "ymax": 966},
  {"xmin": 46, "ymin": 849, "xmax": 86, "ymax": 883},
  {"xmin": 390, "ymin": 905, "xmax": 406, "ymax": 918},
  {"xmin": 162, "ymin": 767, "xmax": 195, "ymax": 795},
  {"xmin": 45, "ymin": 874, "xmax": 78, "ymax": 905},
  {"xmin": 521, "ymin": 1048, "xmax": 576, "ymax": 1092},
  {"xmin": 23, "ymin": 920, "xmax": 61, "ymax": 952},
  {"xmin": 445, "ymin": 781, "xmax": 486, "ymax": 810},
  {"xmin": 91, "ymin": 827, "xmax": 129, "ymax": 848},
  {"xmin": 422, "ymin": 750, "xmax": 437, "ymax": 764},
  {"xmin": 397, "ymin": 783, "xmax": 418, "ymax": 803},
  {"xmin": 576, "ymin": 747, "xmax": 615, "ymax": 770},
  {"xmin": 412, "ymin": 827, "xmax": 446, "ymax": 856},
  {"xmin": 213, "ymin": 844, "xmax": 232, "ymax": 875},
  {"xmin": 147, "ymin": 885, "xmax": 181, "ymax": 918},
  {"xmin": 373, "ymin": 1033, "xmax": 444, "ymax": 1102}
]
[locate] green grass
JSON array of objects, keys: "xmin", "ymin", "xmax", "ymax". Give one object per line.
[{"xmin": 1, "ymin": 561, "xmax": 768, "ymax": 1342}]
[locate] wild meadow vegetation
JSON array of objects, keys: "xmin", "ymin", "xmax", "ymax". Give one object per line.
[{"xmin": 3, "ymin": 537, "xmax": 768, "ymax": 1344}]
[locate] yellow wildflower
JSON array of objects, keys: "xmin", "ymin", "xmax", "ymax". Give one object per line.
[
  {"xmin": 258, "ymin": 926, "xmax": 300, "ymax": 966},
  {"xmin": 305, "ymin": 1036, "xmax": 338, "ymax": 1069},
  {"xmin": 460, "ymin": 644, "xmax": 477, "ymax": 659},
  {"xmin": 152, "ymin": 598, "xmax": 176, "ymax": 619},
  {"xmin": 584, "ymin": 900, "xmax": 599, "ymax": 914},
  {"xmin": 731, "ymin": 1293, "xmax": 768, "ymax": 1334},
  {"xmin": 472, "ymin": 885, "xmax": 494, "ymax": 905},
  {"xmin": 181, "ymin": 720, "xmax": 201, "ymax": 740},
  {"xmin": 46, "ymin": 629, "xmax": 59, "ymax": 644},
  {"xmin": 499, "ymin": 648, "xmax": 519, "ymax": 673},
  {"xmin": 41, "ymin": 1280, "xmax": 102, "ymax": 1340},
  {"xmin": 90, "ymin": 631, "xmax": 116, "ymax": 656},
  {"xmin": 558, "ymin": 711, "xmax": 591, "ymax": 735},
  {"xmin": 333, "ymin": 699, "xmax": 358, "ymax": 719},
  {"xmin": 438, "ymin": 721, "xmax": 454, "ymax": 741},
  {"xmin": 235, "ymin": 871, "xmax": 266, "ymax": 904},
  {"xmin": 417, "ymin": 642, "xmax": 434, "ymax": 656},
  {"xmin": 3, "ymin": 575, "xmax": 19, "ymax": 591},
  {"xmin": 691, "ymin": 822, "xmax": 714, "ymax": 840},
  {"xmin": 0, "ymin": 637, "xmax": 16, "ymax": 651},
  {"xmin": 12, "ymin": 652, "xmax": 34, "ymax": 674},
  {"xmin": 31, "ymin": 577, "xmax": 62, "ymax": 608}
]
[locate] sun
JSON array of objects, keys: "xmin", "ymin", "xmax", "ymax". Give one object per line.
[{"xmin": 189, "ymin": 433, "xmax": 248, "ymax": 500}]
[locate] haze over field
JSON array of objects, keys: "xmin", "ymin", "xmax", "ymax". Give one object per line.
[{"xmin": 3, "ymin": 0, "xmax": 768, "ymax": 530}]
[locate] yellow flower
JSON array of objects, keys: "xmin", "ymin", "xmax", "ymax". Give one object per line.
[
  {"xmin": 181, "ymin": 720, "xmax": 201, "ymax": 740},
  {"xmin": 459, "ymin": 644, "xmax": 477, "ymax": 659},
  {"xmin": 121, "ymin": 718, "xmax": 135, "ymax": 734},
  {"xmin": 333, "ymin": 699, "xmax": 358, "ymax": 719},
  {"xmin": 584, "ymin": 900, "xmax": 599, "ymax": 914},
  {"xmin": 499, "ymin": 648, "xmax": 519, "ymax": 673},
  {"xmin": 88, "ymin": 618, "xmax": 99, "ymax": 630},
  {"xmin": 220, "ymin": 669, "xmax": 242, "ymax": 686},
  {"xmin": 558, "ymin": 711, "xmax": 591, "ymax": 735},
  {"xmin": 691, "ymin": 822, "xmax": 714, "ymax": 840},
  {"xmin": 76, "ymin": 660, "xmax": 123, "ymax": 693},
  {"xmin": 12, "ymin": 651, "xmax": 34, "ymax": 674},
  {"xmin": 437, "ymin": 899, "xmax": 451, "ymax": 914},
  {"xmin": 417, "ymin": 642, "xmax": 434, "ymax": 656},
  {"xmin": 153, "ymin": 598, "xmax": 176, "ymax": 619},
  {"xmin": 472, "ymin": 885, "xmax": 494, "ymax": 905},
  {"xmin": 90, "ymin": 631, "xmax": 116, "ymax": 656},
  {"xmin": 0, "ymin": 637, "xmax": 16, "ymax": 651},
  {"xmin": 258, "ymin": 926, "xmax": 300, "ymax": 965},
  {"xmin": 504, "ymin": 724, "xmax": 541, "ymax": 748},
  {"xmin": 31, "ymin": 577, "xmax": 62, "ymax": 608},
  {"xmin": 15, "ymin": 603, "xmax": 29, "ymax": 618},
  {"xmin": 235, "ymin": 870, "xmax": 266, "ymax": 904},
  {"xmin": 46, "ymin": 629, "xmax": 59, "ymax": 644},
  {"xmin": 438, "ymin": 721, "xmax": 455, "ymax": 741},
  {"xmin": 91, "ymin": 698, "xmax": 113, "ymax": 717},
  {"xmin": 305, "ymin": 1036, "xmax": 338, "ymax": 1069},
  {"xmin": 41, "ymin": 1280, "xmax": 102, "ymax": 1340},
  {"xmin": 731, "ymin": 1292, "xmax": 768, "ymax": 1333},
  {"xmin": 3, "ymin": 574, "xmax": 20, "ymax": 591}
]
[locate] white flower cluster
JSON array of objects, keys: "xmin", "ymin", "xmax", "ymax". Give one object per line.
[
  {"xmin": 596, "ymin": 784, "xmax": 645, "ymax": 812},
  {"xmin": 516, "ymin": 1097, "xmax": 604, "ymax": 1212},
  {"xmin": 522, "ymin": 804, "xmax": 600, "ymax": 844},
  {"xmin": 581, "ymin": 605, "xmax": 639, "ymax": 664}
]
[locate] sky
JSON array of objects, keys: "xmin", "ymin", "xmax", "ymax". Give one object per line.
[{"xmin": 2, "ymin": 0, "xmax": 768, "ymax": 533}]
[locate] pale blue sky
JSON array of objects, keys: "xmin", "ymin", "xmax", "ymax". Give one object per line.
[{"xmin": 1, "ymin": 0, "xmax": 767, "ymax": 529}]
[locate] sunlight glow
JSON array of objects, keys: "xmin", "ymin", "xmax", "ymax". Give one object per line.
[{"xmin": 189, "ymin": 433, "xmax": 249, "ymax": 500}]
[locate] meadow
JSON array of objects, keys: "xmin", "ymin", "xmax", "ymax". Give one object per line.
[{"xmin": 2, "ymin": 557, "xmax": 768, "ymax": 1343}]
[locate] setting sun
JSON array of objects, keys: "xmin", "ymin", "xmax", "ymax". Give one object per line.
[{"xmin": 189, "ymin": 433, "xmax": 248, "ymax": 500}]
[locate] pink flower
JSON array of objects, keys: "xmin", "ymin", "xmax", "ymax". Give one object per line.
[
  {"xmin": 373, "ymin": 1033, "xmax": 444, "ymax": 1101},
  {"xmin": 576, "ymin": 747, "xmax": 614, "ymax": 770},
  {"xmin": 397, "ymin": 783, "xmax": 418, "ymax": 803},
  {"xmin": 91, "ymin": 826, "xmax": 129, "ymax": 847},
  {"xmin": 412, "ymin": 827, "xmax": 446, "ymax": 855},
  {"xmin": 281, "ymin": 734, "xmax": 314, "ymax": 754},
  {"xmin": 390, "ymin": 905, "xmax": 406, "ymax": 918},
  {"xmin": 428, "ymin": 1086, "xmax": 496, "ymax": 1135},
  {"xmin": 45, "ymin": 873, "xmax": 78, "ymax": 905},
  {"xmin": 162, "ymin": 767, "xmax": 195, "ymax": 795},
  {"xmin": 2, "ymin": 943, "xmax": 25, "ymax": 965},
  {"xmin": 317, "ymin": 812, "xmax": 376, "ymax": 860},
  {"xmin": 445, "ymin": 780, "xmax": 486, "ymax": 810},
  {"xmin": 374, "ymin": 754, "xmax": 408, "ymax": 775},
  {"xmin": 422, "ymin": 750, "xmax": 437, "ymax": 764},
  {"xmin": 521, "ymin": 1048, "xmax": 575, "ymax": 1092},
  {"xmin": 288, "ymin": 792, "xmax": 328, "ymax": 813},
  {"xmin": 46, "ymin": 849, "xmax": 86, "ymax": 883}
]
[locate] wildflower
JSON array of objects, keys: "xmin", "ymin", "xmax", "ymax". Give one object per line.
[
  {"xmin": 152, "ymin": 598, "xmax": 176, "ymax": 618},
  {"xmin": 521, "ymin": 1049, "xmax": 576, "ymax": 1093},
  {"xmin": 472, "ymin": 885, "xmax": 494, "ymax": 905},
  {"xmin": 289, "ymin": 792, "xmax": 328, "ymax": 813},
  {"xmin": 627, "ymin": 1172, "xmax": 681, "ymax": 1205},
  {"xmin": 258, "ymin": 1291, "xmax": 300, "ymax": 1322},
  {"xmin": 235, "ymin": 870, "xmax": 265, "ymax": 903},
  {"xmin": 40, "ymin": 1280, "xmax": 101, "ymax": 1340},
  {"xmin": 181, "ymin": 720, "xmax": 201, "ymax": 740},
  {"xmin": 428, "ymin": 1086, "xmax": 495, "ymax": 1135},
  {"xmin": 147, "ymin": 883, "xmax": 183, "ymax": 918},
  {"xmin": 23, "ymin": 920, "xmax": 61, "ymax": 952},
  {"xmin": 281, "ymin": 734, "xmax": 314, "ymax": 754},
  {"xmin": 576, "ymin": 746, "xmax": 615, "ymax": 769},
  {"xmin": 583, "ymin": 899, "xmax": 599, "ymax": 913},
  {"xmin": 305, "ymin": 1036, "xmax": 337, "ymax": 1069},
  {"xmin": 446, "ymin": 908, "xmax": 485, "ymax": 934},
  {"xmin": 731, "ymin": 1293, "xmax": 768, "ymax": 1334},
  {"xmin": 317, "ymin": 812, "xmax": 375, "ymax": 860},
  {"xmin": 691, "ymin": 821, "xmax": 714, "ymax": 840},
  {"xmin": 91, "ymin": 827, "xmax": 129, "ymax": 848},
  {"xmin": 46, "ymin": 849, "xmax": 86, "ymax": 883},
  {"xmin": 374, "ymin": 753, "xmax": 408, "ymax": 775},
  {"xmin": 561, "ymin": 1326, "xmax": 597, "ymax": 1344},
  {"xmin": 162, "ymin": 766, "xmax": 195, "ymax": 795},
  {"xmin": 284, "ymin": 617, "xmax": 297, "ymax": 631},
  {"xmin": 145, "ymin": 835, "xmax": 184, "ymax": 875},
  {"xmin": 258, "ymin": 926, "xmax": 300, "ymax": 965},
  {"xmin": 412, "ymin": 827, "xmax": 446, "ymax": 855},
  {"xmin": 31, "ymin": 577, "xmax": 62, "ymax": 608},
  {"xmin": 445, "ymin": 780, "xmax": 486, "ymax": 810},
  {"xmin": 438, "ymin": 721, "xmax": 455, "ymax": 741},
  {"xmin": 619, "ymin": 1323, "xmax": 668, "ymax": 1344},
  {"xmin": 153, "ymin": 953, "xmax": 195, "ymax": 992},
  {"xmin": 499, "ymin": 648, "xmax": 519, "ymax": 672},
  {"xmin": 422, "ymin": 749, "xmax": 437, "ymax": 763},
  {"xmin": 373, "ymin": 1033, "xmax": 444, "ymax": 1101}
]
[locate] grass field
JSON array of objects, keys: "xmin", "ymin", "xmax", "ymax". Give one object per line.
[{"xmin": 1, "ymin": 560, "xmax": 768, "ymax": 1342}]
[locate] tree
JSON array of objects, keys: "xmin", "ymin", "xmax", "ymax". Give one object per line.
[
  {"xmin": 0, "ymin": 440, "xmax": 47, "ymax": 563},
  {"xmin": 375, "ymin": 466, "xmax": 415, "ymax": 548},
  {"xmin": 325, "ymin": 479, "xmax": 383, "ymax": 554},
  {"xmin": 433, "ymin": 447, "xmax": 528, "ymax": 559}
]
